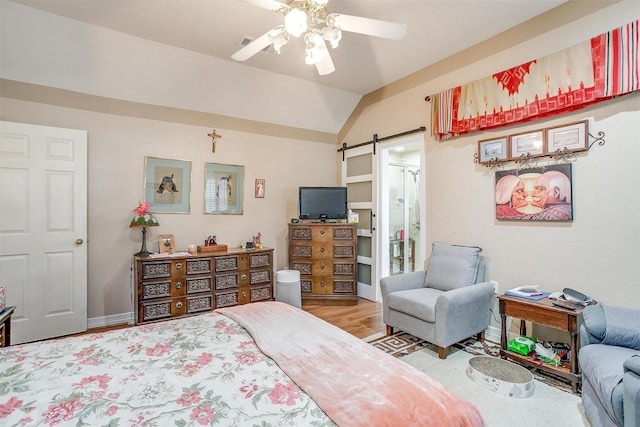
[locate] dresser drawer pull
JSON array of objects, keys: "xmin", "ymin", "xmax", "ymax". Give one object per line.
[
  {"xmin": 320, "ymin": 282, "xmax": 326, "ymax": 287},
  {"xmin": 175, "ymin": 263, "xmax": 182, "ymax": 270},
  {"xmin": 241, "ymin": 291, "xmax": 247, "ymax": 298},
  {"xmin": 176, "ymin": 302, "xmax": 183, "ymax": 309},
  {"xmin": 320, "ymin": 229, "xmax": 325, "ymax": 234},
  {"xmin": 175, "ymin": 282, "xmax": 183, "ymax": 289},
  {"xmin": 320, "ymin": 247, "xmax": 325, "ymax": 252},
  {"xmin": 320, "ymin": 264, "xmax": 325, "ymax": 270}
]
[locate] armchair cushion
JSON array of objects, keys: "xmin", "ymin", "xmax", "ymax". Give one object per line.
[
  {"xmin": 601, "ymin": 305, "xmax": 640, "ymax": 351},
  {"xmin": 386, "ymin": 288, "xmax": 444, "ymax": 323},
  {"xmin": 424, "ymin": 242, "xmax": 481, "ymax": 291}
]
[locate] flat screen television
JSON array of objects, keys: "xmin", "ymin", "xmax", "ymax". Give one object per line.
[{"xmin": 298, "ymin": 186, "xmax": 348, "ymax": 221}]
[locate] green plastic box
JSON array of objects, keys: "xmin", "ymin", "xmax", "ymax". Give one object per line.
[{"xmin": 508, "ymin": 336, "xmax": 537, "ymax": 355}]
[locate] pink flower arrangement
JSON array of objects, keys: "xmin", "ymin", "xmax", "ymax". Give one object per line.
[
  {"xmin": 133, "ymin": 201, "xmax": 150, "ymax": 216},
  {"xmin": 130, "ymin": 201, "xmax": 159, "ymax": 227}
]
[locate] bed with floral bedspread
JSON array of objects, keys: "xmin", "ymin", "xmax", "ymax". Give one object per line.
[{"xmin": 0, "ymin": 302, "xmax": 484, "ymax": 426}]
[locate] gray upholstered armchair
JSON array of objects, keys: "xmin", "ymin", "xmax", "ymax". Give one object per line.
[
  {"xmin": 380, "ymin": 242, "xmax": 494, "ymax": 359},
  {"xmin": 579, "ymin": 303, "xmax": 640, "ymax": 427}
]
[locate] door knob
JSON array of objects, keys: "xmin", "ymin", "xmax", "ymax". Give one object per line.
[{"xmin": 75, "ymin": 239, "xmax": 84, "ymax": 245}]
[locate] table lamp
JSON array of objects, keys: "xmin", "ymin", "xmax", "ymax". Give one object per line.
[{"xmin": 130, "ymin": 202, "xmax": 159, "ymax": 256}]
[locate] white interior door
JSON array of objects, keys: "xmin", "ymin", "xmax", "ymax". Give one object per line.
[
  {"xmin": 341, "ymin": 145, "xmax": 378, "ymax": 301},
  {"xmin": 0, "ymin": 121, "xmax": 88, "ymax": 344}
]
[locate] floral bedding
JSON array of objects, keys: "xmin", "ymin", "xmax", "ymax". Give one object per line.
[{"xmin": 0, "ymin": 311, "xmax": 336, "ymax": 426}]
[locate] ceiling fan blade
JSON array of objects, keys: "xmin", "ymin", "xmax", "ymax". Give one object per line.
[
  {"xmin": 331, "ymin": 13, "xmax": 407, "ymax": 40},
  {"xmin": 231, "ymin": 31, "xmax": 273, "ymax": 61},
  {"xmin": 315, "ymin": 40, "xmax": 335, "ymax": 76},
  {"xmin": 237, "ymin": 0, "xmax": 287, "ymax": 12}
]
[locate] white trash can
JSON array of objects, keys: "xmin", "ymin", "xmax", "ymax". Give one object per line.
[{"xmin": 275, "ymin": 269, "xmax": 301, "ymax": 309}]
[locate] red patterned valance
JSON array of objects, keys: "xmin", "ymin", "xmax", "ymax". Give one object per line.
[{"xmin": 430, "ymin": 20, "xmax": 638, "ymax": 141}]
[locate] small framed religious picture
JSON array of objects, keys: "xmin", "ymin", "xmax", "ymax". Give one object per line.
[
  {"xmin": 255, "ymin": 179, "xmax": 265, "ymax": 198},
  {"xmin": 158, "ymin": 234, "xmax": 175, "ymax": 254}
]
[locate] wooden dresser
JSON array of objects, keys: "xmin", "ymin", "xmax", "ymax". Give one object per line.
[
  {"xmin": 288, "ymin": 222, "xmax": 357, "ymax": 306},
  {"xmin": 133, "ymin": 248, "xmax": 273, "ymax": 324}
]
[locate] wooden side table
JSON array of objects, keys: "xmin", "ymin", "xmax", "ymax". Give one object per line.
[
  {"xmin": 498, "ymin": 295, "xmax": 588, "ymax": 392},
  {"xmin": 0, "ymin": 306, "xmax": 16, "ymax": 347}
]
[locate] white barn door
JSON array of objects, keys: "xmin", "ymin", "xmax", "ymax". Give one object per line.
[
  {"xmin": 341, "ymin": 144, "xmax": 378, "ymax": 301},
  {"xmin": 0, "ymin": 121, "xmax": 88, "ymax": 344}
]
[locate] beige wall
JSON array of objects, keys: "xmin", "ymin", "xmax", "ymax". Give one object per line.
[
  {"xmin": 1, "ymin": 96, "xmax": 340, "ymax": 323},
  {"xmin": 1, "ymin": 0, "xmax": 638, "ymax": 330},
  {"xmin": 342, "ymin": 2, "xmax": 640, "ymax": 316}
]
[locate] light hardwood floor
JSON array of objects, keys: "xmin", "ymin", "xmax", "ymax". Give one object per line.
[
  {"xmin": 82, "ymin": 299, "xmax": 385, "ymax": 340},
  {"xmin": 302, "ymin": 298, "xmax": 385, "ymax": 339}
]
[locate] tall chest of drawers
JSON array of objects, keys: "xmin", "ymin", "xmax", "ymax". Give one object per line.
[
  {"xmin": 133, "ymin": 248, "xmax": 273, "ymax": 324},
  {"xmin": 288, "ymin": 223, "xmax": 357, "ymax": 306}
]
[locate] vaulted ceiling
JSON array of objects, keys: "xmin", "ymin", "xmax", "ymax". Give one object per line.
[{"xmin": 8, "ymin": 0, "xmax": 574, "ymax": 135}]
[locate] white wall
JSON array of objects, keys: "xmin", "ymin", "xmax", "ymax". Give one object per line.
[{"xmin": 342, "ymin": 2, "xmax": 640, "ymax": 316}]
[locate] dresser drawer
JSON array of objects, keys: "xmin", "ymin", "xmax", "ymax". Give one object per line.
[
  {"xmin": 301, "ymin": 277, "xmax": 356, "ymax": 296},
  {"xmin": 214, "ymin": 273, "xmax": 240, "ymax": 290},
  {"xmin": 185, "ymin": 257, "xmax": 212, "ymax": 275},
  {"xmin": 140, "ymin": 297, "xmax": 187, "ymax": 321},
  {"xmin": 141, "ymin": 276, "xmax": 212, "ymax": 300},
  {"xmin": 140, "ymin": 295, "xmax": 213, "ymax": 322},
  {"xmin": 214, "ymin": 255, "xmax": 239, "ymax": 272}
]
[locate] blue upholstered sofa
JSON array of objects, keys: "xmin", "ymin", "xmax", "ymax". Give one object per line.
[{"xmin": 579, "ymin": 303, "xmax": 640, "ymax": 427}]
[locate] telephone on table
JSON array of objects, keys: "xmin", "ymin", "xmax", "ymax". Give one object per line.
[{"xmin": 549, "ymin": 288, "xmax": 592, "ymax": 310}]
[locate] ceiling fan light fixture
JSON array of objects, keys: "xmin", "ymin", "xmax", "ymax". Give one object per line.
[
  {"xmin": 304, "ymin": 34, "xmax": 325, "ymax": 65},
  {"xmin": 268, "ymin": 27, "xmax": 289, "ymax": 53},
  {"xmin": 322, "ymin": 26, "xmax": 341, "ymax": 48},
  {"xmin": 284, "ymin": 8, "xmax": 308, "ymax": 37},
  {"xmin": 233, "ymin": 0, "xmax": 407, "ymax": 75}
]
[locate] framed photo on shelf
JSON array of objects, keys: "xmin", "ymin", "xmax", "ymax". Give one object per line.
[
  {"xmin": 510, "ymin": 130, "xmax": 545, "ymax": 159},
  {"xmin": 158, "ymin": 234, "xmax": 175, "ymax": 254},
  {"xmin": 144, "ymin": 157, "xmax": 191, "ymax": 214},
  {"xmin": 546, "ymin": 120, "xmax": 588, "ymax": 154},
  {"xmin": 255, "ymin": 179, "xmax": 265, "ymax": 198},
  {"xmin": 478, "ymin": 137, "xmax": 509, "ymax": 163},
  {"xmin": 204, "ymin": 163, "xmax": 244, "ymax": 214}
]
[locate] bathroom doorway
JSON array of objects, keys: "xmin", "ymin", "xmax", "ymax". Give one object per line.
[{"xmin": 379, "ymin": 136, "xmax": 424, "ymax": 280}]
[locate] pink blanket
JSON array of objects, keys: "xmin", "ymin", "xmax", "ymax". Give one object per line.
[{"xmin": 218, "ymin": 301, "xmax": 484, "ymax": 427}]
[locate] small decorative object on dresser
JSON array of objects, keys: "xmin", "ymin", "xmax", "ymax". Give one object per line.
[
  {"xmin": 158, "ymin": 234, "xmax": 175, "ymax": 254},
  {"xmin": 133, "ymin": 248, "xmax": 273, "ymax": 324},
  {"xmin": 288, "ymin": 222, "xmax": 357, "ymax": 306}
]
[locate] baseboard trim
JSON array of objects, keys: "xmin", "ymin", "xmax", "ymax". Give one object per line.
[
  {"xmin": 88, "ymin": 312, "xmax": 134, "ymax": 329},
  {"xmin": 486, "ymin": 325, "xmax": 501, "ymax": 344}
]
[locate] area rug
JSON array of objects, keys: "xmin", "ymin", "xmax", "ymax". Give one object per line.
[
  {"xmin": 368, "ymin": 331, "xmax": 578, "ymax": 395},
  {"xmin": 399, "ymin": 348, "xmax": 588, "ymax": 426}
]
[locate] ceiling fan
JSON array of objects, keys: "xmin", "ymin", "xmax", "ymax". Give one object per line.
[{"xmin": 232, "ymin": 0, "xmax": 407, "ymax": 75}]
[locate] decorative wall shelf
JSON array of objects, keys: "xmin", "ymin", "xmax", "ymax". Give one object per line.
[{"xmin": 474, "ymin": 123, "xmax": 605, "ymax": 171}]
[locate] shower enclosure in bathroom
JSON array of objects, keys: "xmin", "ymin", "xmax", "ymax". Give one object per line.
[{"xmin": 388, "ymin": 164, "xmax": 421, "ymax": 275}]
